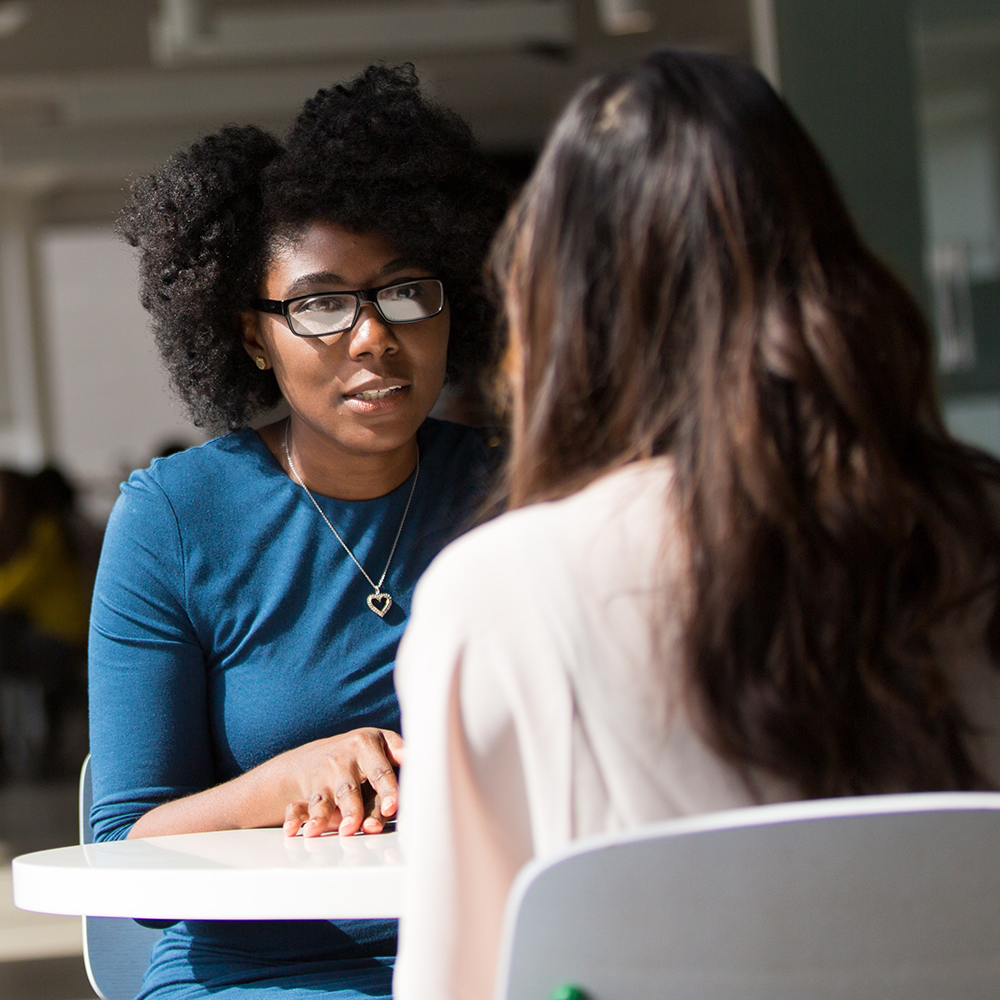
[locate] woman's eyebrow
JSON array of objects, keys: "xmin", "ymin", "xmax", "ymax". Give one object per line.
[
  {"xmin": 378, "ymin": 257, "xmax": 411, "ymax": 276},
  {"xmin": 284, "ymin": 270, "xmax": 343, "ymax": 295},
  {"xmin": 284, "ymin": 260, "xmax": 415, "ymax": 296}
]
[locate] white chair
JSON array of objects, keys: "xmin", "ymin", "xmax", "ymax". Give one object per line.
[
  {"xmin": 495, "ymin": 793, "xmax": 1000, "ymax": 1000},
  {"xmin": 79, "ymin": 755, "xmax": 166, "ymax": 1000}
]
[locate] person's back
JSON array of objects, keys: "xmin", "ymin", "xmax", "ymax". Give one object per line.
[
  {"xmin": 396, "ymin": 463, "xmax": 1000, "ymax": 999},
  {"xmin": 393, "ymin": 49, "xmax": 1000, "ymax": 1000}
]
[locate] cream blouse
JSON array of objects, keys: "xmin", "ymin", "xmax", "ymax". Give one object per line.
[{"xmin": 392, "ymin": 461, "xmax": 1000, "ymax": 1000}]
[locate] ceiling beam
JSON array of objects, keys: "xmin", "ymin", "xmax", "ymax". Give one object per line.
[{"xmin": 150, "ymin": 0, "xmax": 575, "ymax": 66}]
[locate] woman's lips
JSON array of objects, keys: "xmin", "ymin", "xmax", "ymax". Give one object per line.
[
  {"xmin": 342, "ymin": 384, "xmax": 410, "ymax": 413},
  {"xmin": 353, "ymin": 387, "xmax": 402, "ymax": 401}
]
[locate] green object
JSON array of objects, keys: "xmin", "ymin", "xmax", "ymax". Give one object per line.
[
  {"xmin": 550, "ymin": 985, "xmax": 590, "ymax": 1000},
  {"xmin": 773, "ymin": 0, "xmax": 926, "ymax": 308}
]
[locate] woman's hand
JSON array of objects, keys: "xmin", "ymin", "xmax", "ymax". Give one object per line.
[
  {"xmin": 279, "ymin": 728, "xmax": 405, "ymax": 838},
  {"xmin": 126, "ymin": 727, "xmax": 404, "ymax": 840}
]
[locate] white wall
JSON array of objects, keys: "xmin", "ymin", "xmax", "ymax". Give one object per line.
[{"xmin": 38, "ymin": 226, "xmax": 202, "ymax": 516}]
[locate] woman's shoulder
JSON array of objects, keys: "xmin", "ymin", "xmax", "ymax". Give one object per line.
[
  {"xmin": 435, "ymin": 458, "xmax": 671, "ymax": 558},
  {"xmin": 110, "ymin": 429, "xmax": 277, "ymax": 533},
  {"xmin": 125, "ymin": 429, "xmax": 272, "ymax": 499},
  {"xmin": 415, "ymin": 459, "xmax": 676, "ymax": 621}
]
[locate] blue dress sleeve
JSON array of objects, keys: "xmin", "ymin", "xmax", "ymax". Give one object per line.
[{"xmin": 88, "ymin": 472, "xmax": 213, "ymax": 841}]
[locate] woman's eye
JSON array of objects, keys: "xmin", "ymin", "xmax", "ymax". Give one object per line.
[
  {"xmin": 297, "ymin": 295, "xmax": 352, "ymax": 314},
  {"xmin": 383, "ymin": 283, "xmax": 420, "ymax": 302}
]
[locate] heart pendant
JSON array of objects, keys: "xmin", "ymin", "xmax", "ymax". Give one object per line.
[{"xmin": 367, "ymin": 592, "xmax": 392, "ymax": 618}]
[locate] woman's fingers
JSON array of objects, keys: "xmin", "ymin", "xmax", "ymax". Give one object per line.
[
  {"xmin": 333, "ymin": 775, "xmax": 367, "ymax": 836},
  {"xmin": 283, "ymin": 800, "xmax": 310, "ymax": 837},
  {"xmin": 282, "ymin": 797, "xmax": 344, "ymax": 838},
  {"xmin": 280, "ymin": 728, "xmax": 406, "ymax": 838},
  {"xmin": 381, "ymin": 729, "xmax": 405, "ymax": 767},
  {"xmin": 330, "ymin": 730, "xmax": 400, "ymax": 835},
  {"xmin": 303, "ymin": 791, "xmax": 342, "ymax": 837},
  {"xmin": 362, "ymin": 786, "xmax": 386, "ymax": 834},
  {"xmin": 282, "ymin": 792, "xmax": 342, "ymax": 839},
  {"xmin": 361, "ymin": 747, "xmax": 400, "ymax": 822}
]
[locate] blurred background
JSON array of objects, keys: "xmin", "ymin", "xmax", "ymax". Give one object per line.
[{"xmin": 0, "ymin": 1, "xmax": 997, "ymax": 997}]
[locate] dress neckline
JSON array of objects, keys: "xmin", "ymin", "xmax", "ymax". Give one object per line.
[{"xmin": 242, "ymin": 424, "xmax": 424, "ymax": 509}]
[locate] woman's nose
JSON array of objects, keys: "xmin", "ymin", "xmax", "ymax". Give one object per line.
[{"xmin": 347, "ymin": 303, "xmax": 398, "ymax": 358}]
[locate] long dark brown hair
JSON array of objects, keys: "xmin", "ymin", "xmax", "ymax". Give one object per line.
[{"xmin": 491, "ymin": 49, "xmax": 1000, "ymax": 797}]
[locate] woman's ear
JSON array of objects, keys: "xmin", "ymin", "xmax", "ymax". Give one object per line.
[{"xmin": 241, "ymin": 311, "xmax": 271, "ymax": 370}]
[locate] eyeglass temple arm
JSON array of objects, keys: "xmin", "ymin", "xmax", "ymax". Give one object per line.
[{"xmin": 251, "ymin": 298, "xmax": 285, "ymax": 315}]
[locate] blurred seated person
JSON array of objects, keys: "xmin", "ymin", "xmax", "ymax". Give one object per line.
[
  {"xmin": 392, "ymin": 50, "xmax": 1000, "ymax": 1000},
  {"xmin": 0, "ymin": 466, "xmax": 91, "ymax": 778}
]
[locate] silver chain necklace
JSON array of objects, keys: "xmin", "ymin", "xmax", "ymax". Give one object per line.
[{"xmin": 283, "ymin": 419, "xmax": 419, "ymax": 618}]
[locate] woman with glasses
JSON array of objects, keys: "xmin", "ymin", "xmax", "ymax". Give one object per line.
[
  {"xmin": 392, "ymin": 50, "xmax": 1000, "ymax": 999},
  {"xmin": 88, "ymin": 64, "xmax": 506, "ymax": 1000}
]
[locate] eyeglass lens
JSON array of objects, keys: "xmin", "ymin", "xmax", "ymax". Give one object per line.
[{"xmin": 287, "ymin": 279, "xmax": 443, "ymax": 336}]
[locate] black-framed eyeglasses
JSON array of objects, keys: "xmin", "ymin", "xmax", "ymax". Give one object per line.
[{"xmin": 253, "ymin": 278, "xmax": 445, "ymax": 338}]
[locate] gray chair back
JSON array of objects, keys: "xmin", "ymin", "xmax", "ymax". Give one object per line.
[
  {"xmin": 80, "ymin": 754, "xmax": 166, "ymax": 1000},
  {"xmin": 495, "ymin": 793, "xmax": 1000, "ymax": 1000}
]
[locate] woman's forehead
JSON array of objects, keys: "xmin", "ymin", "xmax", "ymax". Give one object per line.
[{"xmin": 261, "ymin": 221, "xmax": 434, "ymax": 295}]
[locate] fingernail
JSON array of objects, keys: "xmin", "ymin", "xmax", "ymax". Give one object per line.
[{"xmin": 382, "ymin": 797, "xmax": 395, "ymax": 813}]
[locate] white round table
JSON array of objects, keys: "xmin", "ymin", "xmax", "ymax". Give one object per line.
[{"xmin": 11, "ymin": 828, "xmax": 404, "ymax": 920}]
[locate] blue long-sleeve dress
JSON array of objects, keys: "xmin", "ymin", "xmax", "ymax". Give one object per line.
[{"xmin": 88, "ymin": 418, "xmax": 491, "ymax": 999}]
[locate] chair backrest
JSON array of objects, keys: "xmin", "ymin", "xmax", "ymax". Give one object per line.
[
  {"xmin": 495, "ymin": 792, "xmax": 1000, "ymax": 1000},
  {"xmin": 80, "ymin": 754, "xmax": 166, "ymax": 1000}
]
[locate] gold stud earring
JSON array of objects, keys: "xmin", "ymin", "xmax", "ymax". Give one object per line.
[{"xmin": 255, "ymin": 356, "xmax": 268, "ymax": 370}]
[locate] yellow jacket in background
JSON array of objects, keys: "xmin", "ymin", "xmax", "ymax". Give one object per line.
[{"xmin": 0, "ymin": 514, "xmax": 89, "ymax": 646}]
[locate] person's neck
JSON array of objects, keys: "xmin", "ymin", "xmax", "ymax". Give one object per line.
[{"xmin": 258, "ymin": 418, "xmax": 418, "ymax": 501}]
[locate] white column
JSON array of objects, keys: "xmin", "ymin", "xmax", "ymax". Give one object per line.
[
  {"xmin": 0, "ymin": 191, "xmax": 47, "ymax": 468},
  {"xmin": 749, "ymin": 0, "xmax": 781, "ymax": 92}
]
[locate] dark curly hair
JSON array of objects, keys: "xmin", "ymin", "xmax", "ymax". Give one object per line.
[{"xmin": 117, "ymin": 64, "xmax": 508, "ymax": 430}]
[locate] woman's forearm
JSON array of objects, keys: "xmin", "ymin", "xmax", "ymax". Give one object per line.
[{"xmin": 126, "ymin": 757, "xmax": 290, "ymax": 838}]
